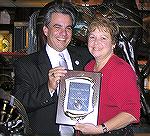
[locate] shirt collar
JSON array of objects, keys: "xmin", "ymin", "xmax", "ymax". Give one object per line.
[
  {"xmin": 46, "ymin": 44, "xmax": 68, "ymax": 56},
  {"xmin": 45, "ymin": 44, "xmax": 73, "ymax": 69}
]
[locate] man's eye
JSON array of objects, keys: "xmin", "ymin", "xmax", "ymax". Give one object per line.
[
  {"xmin": 89, "ymin": 36, "xmax": 95, "ymax": 39},
  {"xmin": 66, "ymin": 27, "xmax": 72, "ymax": 31},
  {"xmin": 54, "ymin": 26, "xmax": 61, "ymax": 29}
]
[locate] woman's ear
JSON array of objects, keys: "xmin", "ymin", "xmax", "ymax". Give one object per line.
[
  {"xmin": 43, "ymin": 26, "xmax": 48, "ymax": 36},
  {"xmin": 113, "ymin": 44, "xmax": 116, "ymax": 49},
  {"xmin": 112, "ymin": 43, "xmax": 116, "ymax": 50}
]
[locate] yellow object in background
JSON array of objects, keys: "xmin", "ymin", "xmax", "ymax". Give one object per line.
[
  {"xmin": 0, "ymin": 33, "xmax": 9, "ymax": 52},
  {"xmin": 0, "ymin": 34, "xmax": 4, "ymax": 41},
  {"xmin": 0, "ymin": 34, "xmax": 4, "ymax": 51},
  {"xmin": 0, "ymin": 43, "xmax": 3, "ymax": 51}
]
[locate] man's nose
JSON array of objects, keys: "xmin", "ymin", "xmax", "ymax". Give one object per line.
[{"xmin": 60, "ymin": 28, "xmax": 67, "ymax": 36}]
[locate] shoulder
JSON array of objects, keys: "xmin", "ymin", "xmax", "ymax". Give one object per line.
[
  {"xmin": 15, "ymin": 46, "xmax": 47, "ymax": 64},
  {"xmin": 13, "ymin": 49, "xmax": 48, "ymax": 70},
  {"xmin": 109, "ymin": 55, "xmax": 136, "ymax": 77},
  {"xmin": 114, "ymin": 55, "xmax": 133, "ymax": 69},
  {"xmin": 15, "ymin": 52, "xmax": 39, "ymax": 65},
  {"xmin": 84, "ymin": 59, "xmax": 95, "ymax": 70}
]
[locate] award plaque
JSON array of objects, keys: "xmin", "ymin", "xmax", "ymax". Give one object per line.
[{"xmin": 56, "ymin": 70, "xmax": 102, "ymax": 126}]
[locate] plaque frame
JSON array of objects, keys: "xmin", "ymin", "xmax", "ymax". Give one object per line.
[{"xmin": 56, "ymin": 70, "xmax": 102, "ymax": 126}]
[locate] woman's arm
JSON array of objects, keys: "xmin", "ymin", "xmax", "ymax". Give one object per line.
[{"xmin": 74, "ymin": 112, "xmax": 136, "ymax": 135}]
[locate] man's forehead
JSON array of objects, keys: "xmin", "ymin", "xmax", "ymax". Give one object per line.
[
  {"xmin": 50, "ymin": 12, "xmax": 73, "ymax": 26},
  {"xmin": 51, "ymin": 12, "xmax": 71, "ymax": 18}
]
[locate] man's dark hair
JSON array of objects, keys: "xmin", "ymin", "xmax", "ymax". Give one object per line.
[
  {"xmin": 43, "ymin": 2, "xmax": 76, "ymax": 28},
  {"xmin": 36, "ymin": 1, "xmax": 77, "ymax": 49}
]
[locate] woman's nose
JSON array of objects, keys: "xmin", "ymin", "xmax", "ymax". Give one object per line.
[{"xmin": 94, "ymin": 40, "xmax": 99, "ymax": 46}]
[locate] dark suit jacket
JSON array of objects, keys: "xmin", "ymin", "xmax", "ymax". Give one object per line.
[{"xmin": 12, "ymin": 45, "xmax": 93, "ymax": 136}]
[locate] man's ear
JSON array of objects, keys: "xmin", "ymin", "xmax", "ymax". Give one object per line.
[{"xmin": 43, "ymin": 26, "xmax": 48, "ymax": 36}]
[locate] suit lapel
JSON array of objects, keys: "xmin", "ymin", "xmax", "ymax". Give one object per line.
[{"xmin": 68, "ymin": 46, "xmax": 82, "ymax": 70}]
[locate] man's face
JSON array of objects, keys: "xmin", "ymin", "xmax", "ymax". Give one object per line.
[{"xmin": 43, "ymin": 12, "xmax": 73, "ymax": 52}]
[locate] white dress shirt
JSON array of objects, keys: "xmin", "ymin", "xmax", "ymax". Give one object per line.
[
  {"xmin": 46, "ymin": 44, "xmax": 74, "ymax": 136},
  {"xmin": 46, "ymin": 44, "xmax": 73, "ymax": 70}
]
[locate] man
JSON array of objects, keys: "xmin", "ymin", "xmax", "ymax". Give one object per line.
[{"xmin": 12, "ymin": 2, "xmax": 92, "ymax": 136}]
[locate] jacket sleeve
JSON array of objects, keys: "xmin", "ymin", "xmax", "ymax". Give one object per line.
[{"xmin": 12, "ymin": 59, "xmax": 57, "ymax": 113}]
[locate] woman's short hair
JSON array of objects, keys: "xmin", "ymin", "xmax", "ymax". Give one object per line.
[{"xmin": 88, "ymin": 16, "xmax": 119, "ymax": 45}]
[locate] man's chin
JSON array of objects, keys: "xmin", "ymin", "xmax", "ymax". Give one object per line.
[{"xmin": 55, "ymin": 46, "xmax": 67, "ymax": 52}]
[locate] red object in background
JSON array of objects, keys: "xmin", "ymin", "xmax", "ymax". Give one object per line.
[{"xmin": 0, "ymin": 52, "xmax": 27, "ymax": 57}]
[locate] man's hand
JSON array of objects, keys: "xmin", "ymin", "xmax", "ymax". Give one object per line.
[{"xmin": 48, "ymin": 66, "xmax": 67, "ymax": 92}]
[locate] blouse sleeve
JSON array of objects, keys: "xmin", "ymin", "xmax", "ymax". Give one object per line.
[{"xmin": 108, "ymin": 64, "xmax": 141, "ymax": 123}]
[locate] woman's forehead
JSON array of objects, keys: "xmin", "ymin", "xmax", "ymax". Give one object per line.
[{"xmin": 90, "ymin": 26, "xmax": 110, "ymax": 33}]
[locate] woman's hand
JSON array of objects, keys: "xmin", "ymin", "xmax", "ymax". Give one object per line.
[{"xmin": 74, "ymin": 123, "xmax": 102, "ymax": 135}]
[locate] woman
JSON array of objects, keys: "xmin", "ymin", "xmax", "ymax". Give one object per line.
[{"xmin": 74, "ymin": 17, "xmax": 141, "ymax": 135}]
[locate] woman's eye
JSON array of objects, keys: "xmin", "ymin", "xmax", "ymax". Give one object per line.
[{"xmin": 102, "ymin": 37, "xmax": 106, "ymax": 39}]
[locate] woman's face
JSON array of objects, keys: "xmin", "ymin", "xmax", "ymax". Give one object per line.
[{"xmin": 88, "ymin": 27, "xmax": 114, "ymax": 60}]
